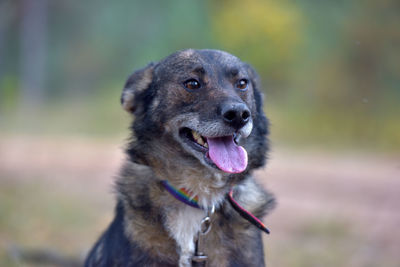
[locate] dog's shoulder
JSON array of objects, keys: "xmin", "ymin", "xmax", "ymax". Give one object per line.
[
  {"xmin": 84, "ymin": 201, "xmax": 146, "ymax": 267},
  {"xmin": 84, "ymin": 201, "xmax": 177, "ymax": 267},
  {"xmin": 234, "ymin": 177, "xmax": 276, "ymax": 218}
]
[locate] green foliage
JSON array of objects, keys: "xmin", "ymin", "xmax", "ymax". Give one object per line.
[
  {"xmin": 209, "ymin": 0, "xmax": 303, "ymax": 82},
  {"xmin": 0, "ymin": 75, "xmax": 18, "ymax": 111}
]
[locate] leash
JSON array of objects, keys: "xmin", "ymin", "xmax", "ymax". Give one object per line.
[
  {"xmin": 191, "ymin": 205, "xmax": 215, "ymax": 267},
  {"xmin": 160, "ymin": 180, "xmax": 270, "ymax": 266},
  {"xmin": 227, "ymin": 189, "xmax": 270, "ymax": 234}
]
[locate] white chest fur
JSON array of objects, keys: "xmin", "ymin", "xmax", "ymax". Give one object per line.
[{"xmin": 165, "ymin": 206, "xmax": 206, "ymax": 267}]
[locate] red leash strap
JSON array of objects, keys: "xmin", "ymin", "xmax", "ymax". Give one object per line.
[{"xmin": 227, "ymin": 189, "xmax": 270, "ymax": 234}]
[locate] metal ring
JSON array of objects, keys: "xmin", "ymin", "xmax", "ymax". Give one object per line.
[
  {"xmin": 208, "ymin": 205, "xmax": 215, "ymax": 216},
  {"xmin": 200, "ymin": 217, "xmax": 212, "ymax": 235}
]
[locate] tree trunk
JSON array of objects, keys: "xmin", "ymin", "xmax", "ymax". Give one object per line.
[{"xmin": 19, "ymin": 0, "xmax": 48, "ymax": 110}]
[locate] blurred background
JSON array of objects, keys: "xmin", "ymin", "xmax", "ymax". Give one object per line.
[{"xmin": 0, "ymin": 0, "xmax": 399, "ymax": 266}]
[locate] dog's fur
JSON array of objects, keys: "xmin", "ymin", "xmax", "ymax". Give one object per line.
[{"xmin": 85, "ymin": 49, "xmax": 275, "ymax": 267}]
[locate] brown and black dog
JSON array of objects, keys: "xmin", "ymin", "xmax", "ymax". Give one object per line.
[{"xmin": 85, "ymin": 49, "xmax": 275, "ymax": 267}]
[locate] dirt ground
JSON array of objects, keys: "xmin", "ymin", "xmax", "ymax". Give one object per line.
[{"xmin": 0, "ymin": 136, "xmax": 399, "ymax": 266}]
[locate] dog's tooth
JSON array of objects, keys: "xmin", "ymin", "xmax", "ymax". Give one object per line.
[
  {"xmin": 192, "ymin": 130, "xmax": 201, "ymax": 140},
  {"xmin": 196, "ymin": 136, "xmax": 204, "ymax": 146},
  {"xmin": 198, "ymin": 138, "xmax": 205, "ymax": 146},
  {"xmin": 192, "ymin": 130, "xmax": 207, "ymax": 147},
  {"xmin": 204, "ymin": 142, "xmax": 208, "ymax": 148}
]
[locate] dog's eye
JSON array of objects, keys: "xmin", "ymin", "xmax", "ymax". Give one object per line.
[
  {"xmin": 236, "ymin": 79, "xmax": 248, "ymax": 91},
  {"xmin": 183, "ymin": 79, "xmax": 201, "ymax": 90}
]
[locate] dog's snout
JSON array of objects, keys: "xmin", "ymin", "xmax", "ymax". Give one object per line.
[{"xmin": 221, "ymin": 102, "xmax": 251, "ymax": 129}]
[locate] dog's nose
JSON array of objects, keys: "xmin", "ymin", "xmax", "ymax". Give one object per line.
[{"xmin": 221, "ymin": 102, "xmax": 251, "ymax": 129}]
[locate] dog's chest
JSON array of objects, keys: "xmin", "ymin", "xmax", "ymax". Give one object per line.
[{"xmin": 165, "ymin": 206, "xmax": 207, "ymax": 267}]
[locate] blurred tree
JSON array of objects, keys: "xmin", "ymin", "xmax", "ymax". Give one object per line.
[
  {"xmin": 0, "ymin": 0, "xmax": 18, "ymax": 111},
  {"xmin": 19, "ymin": 0, "xmax": 48, "ymax": 109},
  {"xmin": 0, "ymin": 3, "xmax": 7, "ymax": 80}
]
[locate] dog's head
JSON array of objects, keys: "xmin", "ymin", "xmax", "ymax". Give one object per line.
[{"xmin": 122, "ymin": 49, "xmax": 268, "ymax": 180}]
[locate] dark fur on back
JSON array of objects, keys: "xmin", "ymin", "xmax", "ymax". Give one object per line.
[{"xmin": 85, "ymin": 49, "xmax": 275, "ymax": 267}]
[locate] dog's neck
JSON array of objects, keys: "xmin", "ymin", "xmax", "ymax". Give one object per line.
[
  {"xmin": 128, "ymin": 136, "xmax": 246, "ymax": 204},
  {"xmin": 161, "ymin": 179, "xmax": 270, "ymax": 234}
]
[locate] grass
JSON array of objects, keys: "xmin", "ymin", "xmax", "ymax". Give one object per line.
[
  {"xmin": 266, "ymin": 217, "xmax": 399, "ymax": 267},
  {"xmin": 0, "ymin": 178, "xmax": 113, "ymax": 266}
]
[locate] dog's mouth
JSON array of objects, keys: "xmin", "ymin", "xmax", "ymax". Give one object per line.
[{"xmin": 179, "ymin": 128, "xmax": 248, "ymax": 174}]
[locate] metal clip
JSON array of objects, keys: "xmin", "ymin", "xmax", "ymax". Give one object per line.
[{"xmin": 192, "ymin": 205, "xmax": 215, "ymax": 266}]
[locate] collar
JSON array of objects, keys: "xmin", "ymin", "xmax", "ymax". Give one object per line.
[
  {"xmin": 161, "ymin": 180, "xmax": 270, "ymax": 234},
  {"xmin": 160, "ymin": 180, "xmax": 200, "ymax": 208}
]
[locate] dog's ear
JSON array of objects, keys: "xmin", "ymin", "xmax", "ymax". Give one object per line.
[
  {"xmin": 245, "ymin": 63, "xmax": 269, "ymax": 169},
  {"xmin": 121, "ymin": 63, "xmax": 155, "ymax": 113},
  {"xmin": 245, "ymin": 64, "xmax": 265, "ymax": 118}
]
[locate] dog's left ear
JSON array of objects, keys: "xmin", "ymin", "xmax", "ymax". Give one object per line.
[
  {"xmin": 121, "ymin": 63, "xmax": 155, "ymax": 113},
  {"xmin": 245, "ymin": 63, "xmax": 269, "ymax": 169},
  {"xmin": 245, "ymin": 64, "xmax": 265, "ymax": 115}
]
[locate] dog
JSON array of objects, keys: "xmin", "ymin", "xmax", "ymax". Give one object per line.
[{"xmin": 84, "ymin": 49, "xmax": 275, "ymax": 267}]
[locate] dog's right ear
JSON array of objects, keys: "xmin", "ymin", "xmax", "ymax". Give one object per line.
[{"xmin": 121, "ymin": 63, "xmax": 155, "ymax": 113}]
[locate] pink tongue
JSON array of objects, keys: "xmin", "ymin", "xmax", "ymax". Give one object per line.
[{"xmin": 207, "ymin": 136, "xmax": 248, "ymax": 173}]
